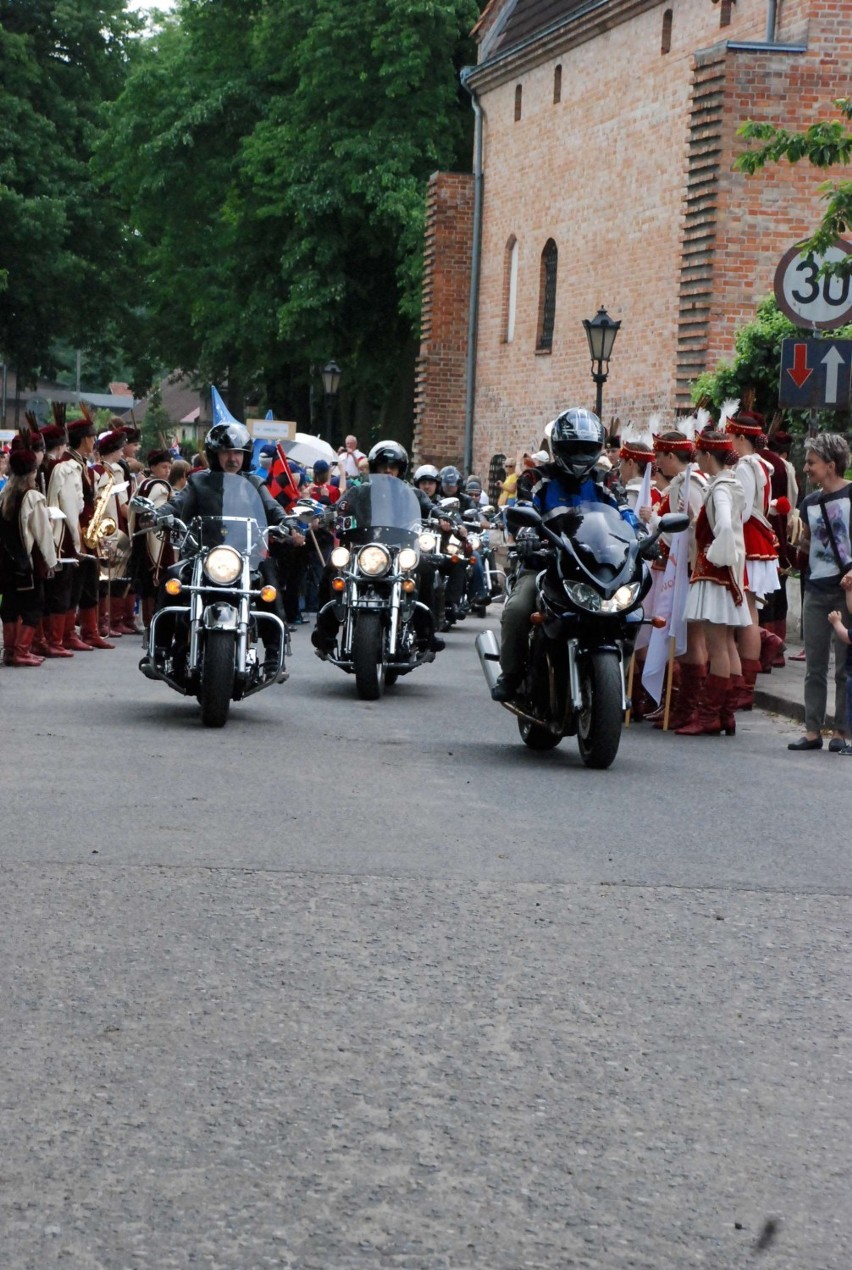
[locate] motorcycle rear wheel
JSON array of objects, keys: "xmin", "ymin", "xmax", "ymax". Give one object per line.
[
  {"xmin": 353, "ymin": 611, "xmax": 385, "ymax": 700},
  {"xmin": 518, "ymin": 716, "xmax": 561, "ymax": 750},
  {"xmin": 199, "ymin": 630, "xmax": 235, "ymax": 728},
  {"xmin": 577, "ymin": 652, "xmax": 622, "ymax": 769}
]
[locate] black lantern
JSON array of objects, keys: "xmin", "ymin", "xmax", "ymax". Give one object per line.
[
  {"xmin": 582, "ymin": 307, "xmax": 621, "ymax": 418},
  {"xmin": 321, "ymin": 360, "xmax": 342, "ymax": 446}
]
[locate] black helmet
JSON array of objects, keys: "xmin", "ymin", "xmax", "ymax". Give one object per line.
[
  {"xmin": 550, "ymin": 408, "xmax": 605, "ymax": 479},
  {"xmin": 438, "ymin": 465, "xmax": 462, "ymax": 491},
  {"xmin": 413, "ymin": 463, "xmax": 439, "ymax": 486},
  {"xmin": 368, "ymin": 439, "xmax": 409, "ymax": 479},
  {"xmin": 204, "ymin": 421, "xmax": 253, "ymax": 472}
]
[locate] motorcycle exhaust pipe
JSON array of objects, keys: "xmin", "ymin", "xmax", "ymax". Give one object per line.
[{"xmin": 475, "ymin": 628, "xmax": 501, "ymax": 692}]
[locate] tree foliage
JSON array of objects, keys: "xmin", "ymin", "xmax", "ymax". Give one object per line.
[
  {"xmin": 736, "ymin": 99, "xmax": 852, "ymax": 278},
  {"xmin": 0, "ymin": 0, "xmax": 139, "ymax": 386},
  {"xmin": 98, "ymin": 0, "xmax": 480, "ymax": 433}
]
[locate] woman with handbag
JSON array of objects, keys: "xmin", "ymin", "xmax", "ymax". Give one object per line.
[{"xmin": 787, "ymin": 432, "xmax": 851, "ymax": 751}]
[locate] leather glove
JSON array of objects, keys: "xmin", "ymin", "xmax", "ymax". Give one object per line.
[{"xmin": 515, "ymin": 528, "xmax": 540, "ymax": 560}]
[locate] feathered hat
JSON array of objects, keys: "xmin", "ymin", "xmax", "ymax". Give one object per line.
[
  {"xmin": 619, "ymin": 417, "xmax": 655, "ymax": 464},
  {"xmin": 654, "ymin": 412, "xmax": 698, "ymax": 457}
]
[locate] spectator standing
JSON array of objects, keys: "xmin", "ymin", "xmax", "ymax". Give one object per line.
[
  {"xmin": 828, "ymin": 573, "xmax": 852, "ymax": 756},
  {"xmin": 338, "ymin": 435, "xmax": 366, "ymax": 480},
  {"xmin": 787, "ymin": 432, "xmax": 851, "ymax": 751}
]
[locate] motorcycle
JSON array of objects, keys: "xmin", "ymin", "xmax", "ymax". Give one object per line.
[
  {"xmin": 461, "ymin": 505, "xmax": 506, "ymax": 617},
  {"xmin": 318, "ymin": 474, "xmax": 439, "ymax": 700},
  {"xmin": 476, "ymin": 501, "xmax": 688, "ymax": 769},
  {"xmin": 130, "ymin": 474, "xmax": 292, "ymax": 728}
]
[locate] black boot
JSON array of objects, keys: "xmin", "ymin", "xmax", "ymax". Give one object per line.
[{"xmin": 491, "ymin": 672, "xmax": 520, "ymax": 703}]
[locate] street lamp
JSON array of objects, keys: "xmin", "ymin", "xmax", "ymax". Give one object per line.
[
  {"xmin": 582, "ymin": 307, "xmax": 621, "ymax": 419},
  {"xmin": 321, "ymin": 359, "xmax": 342, "ymax": 447}
]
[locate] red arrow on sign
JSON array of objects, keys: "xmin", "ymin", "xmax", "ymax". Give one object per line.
[{"xmin": 787, "ymin": 342, "xmax": 813, "ymax": 388}]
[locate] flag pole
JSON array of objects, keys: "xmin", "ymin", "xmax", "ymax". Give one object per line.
[
  {"xmin": 662, "ymin": 635, "xmax": 677, "ymax": 731},
  {"xmin": 624, "ymin": 650, "xmax": 636, "ymax": 726}
]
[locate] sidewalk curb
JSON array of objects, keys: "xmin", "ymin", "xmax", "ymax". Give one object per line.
[{"xmin": 753, "ymin": 678, "xmax": 837, "ymax": 730}]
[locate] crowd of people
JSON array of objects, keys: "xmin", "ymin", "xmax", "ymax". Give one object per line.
[{"xmin": 2, "ymin": 401, "xmax": 850, "ymax": 756}]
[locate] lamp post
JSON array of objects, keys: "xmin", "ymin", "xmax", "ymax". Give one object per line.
[
  {"xmin": 321, "ymin": 359, "xmax": 342, "ymax": 447},
  {"xmin": 582, "ymin": 307, "xmax": 621, "ymax": 419}
]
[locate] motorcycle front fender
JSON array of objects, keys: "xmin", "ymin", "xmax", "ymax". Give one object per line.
[{"xmin": 202, "ymin": 602, "xmax": 238, "ymax": 632}]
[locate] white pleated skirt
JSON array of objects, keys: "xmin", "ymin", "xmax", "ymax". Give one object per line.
[
  {"xmin": 684, "ymin": 580, "xmax": 753, "ymax": 627},
  {"xmin": 744, "ymin": 558, "xmax": 780, "ymax": 598}
]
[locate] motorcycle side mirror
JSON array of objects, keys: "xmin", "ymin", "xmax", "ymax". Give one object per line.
[
  {"xmin": 130, "ymin": 495, "xmax": 156, "ymax": 514},
  {"xmin": 439, "ymin": 497, "xmax": 460, "ymax": 512},
  {"xmin": 659, "ymin": 512, "xmax": 690, "ymax": 534},
  {"xmin": 482, "ymin": 504, "xmax": 495, "ymax": 515},
  {"xmin": 505, "ymin": 504, "xmax": 542, "ymax": 534}
]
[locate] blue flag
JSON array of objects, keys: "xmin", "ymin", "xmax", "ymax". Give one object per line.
[
  {"xmin": 210, "ymin": 385, "xmax": 242, "ymax": 426},
  {"xmin": 265, "ymin": 409, "xmax": 273, "ymax": 420}
]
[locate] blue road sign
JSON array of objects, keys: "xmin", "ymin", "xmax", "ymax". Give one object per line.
[{"xmin": 779, "ymin": 338, "xmax": 852, "ymax": 410}]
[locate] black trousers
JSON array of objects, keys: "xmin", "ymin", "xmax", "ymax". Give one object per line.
[{"xmin": 0, "ymin": 577, "xmax": 44, "ymax": 626}]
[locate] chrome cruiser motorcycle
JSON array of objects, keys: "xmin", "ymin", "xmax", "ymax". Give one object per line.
[
  {"xmin": 131, "ymin": 475, "xmax": 291, "ymax": 728},
  {"xmin": 318, "ymin": 475, "xmax": 438, "ymax": 700},
  {"xmin": 476, "ymin": 501, "xmax": 688, "ymax": 769}
]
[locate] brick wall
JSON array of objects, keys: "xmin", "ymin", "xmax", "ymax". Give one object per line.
[
  {"xmin": 415, "ymin": 0, "xmax": 852, "ymax": 476},
  {"xmin": 412, "ymin": 171, "xmax": 475, "ymax": 469}
]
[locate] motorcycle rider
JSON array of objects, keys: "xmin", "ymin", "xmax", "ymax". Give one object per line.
[
  {"xmin": 148, "ymin": 421, "xmax": 293, "ymax": 675},
  {"xmin": 491, "ymin": 408, "xmax": 641, "ymax": 702},
  {"xmin": 311, "ymin": 440, "xmax": 444, "ymax": 656}
]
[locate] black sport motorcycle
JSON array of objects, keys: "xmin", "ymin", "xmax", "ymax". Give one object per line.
[
  {"xmin": 131, "ymin": 475, "xmax": 292, "ymax": 728},
  {"xmin": 476, "ymin": 501, "xmax": 688, "ymax": 769},
  {"xmin": 318, "ymin": 475, "xmax": 438, "ymax": 700}
]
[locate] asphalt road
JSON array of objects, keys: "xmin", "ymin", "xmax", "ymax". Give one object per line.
[{"xmin": 0, "ymin": 614, "xmax": 850, "ymax": 1269}]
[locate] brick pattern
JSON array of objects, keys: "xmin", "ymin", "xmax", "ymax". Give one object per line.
[
  {"xmin": 415, "ymin": 0, "xmax": 852, "ymax": 475},
  {"xmin": 412, "ymin": 172, "xmax": 474, "ymax": 469}
]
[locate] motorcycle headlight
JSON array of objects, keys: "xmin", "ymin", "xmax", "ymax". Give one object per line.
[
  {"xmin": 203, "ymin": 546, "xmax": 242, "ymax": 585},
  {"xmin": 601, "ymin": 583, "xmax": 642, "ymax": 613},
  {"xmin": 398, "ymin": 547, "xmax": 418, "ymax": 572},
  {"xmin": 564, "ymin": 581, "xmax": 602, "ymax": 612},
  {"xmin": 419, "ymin": 531, "xmax": 437, "ymax": 552},
  {"xmin": 446, "ymin": 541, "xmax": 461, "ymax": 557},
  {"xmin": 330, "ymin": 546, "xmax": 351, "ymax": 568},
  {"xmin": 468, "ymin": 533, "xmax": 481, "ymax": 552},
  {"xmin": 357, "ymin": 544, "xmax": 391, "ymax": 577}
]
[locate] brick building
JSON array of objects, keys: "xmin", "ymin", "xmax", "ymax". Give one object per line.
[{"xmin": 413, "ymin": 0, "xmax": 852, "ymax": 479}]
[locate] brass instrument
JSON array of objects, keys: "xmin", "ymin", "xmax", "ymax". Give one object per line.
[
  {"xmin": 82, "ymin": 469, "xmax": 118, "ymax": 550},
  {"xmin": 84, "ymin": 470, "xmax": 132, "ymax": 581}
]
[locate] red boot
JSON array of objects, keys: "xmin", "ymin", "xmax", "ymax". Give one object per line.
[
  {"xmin": 729, "ymin": 658, "xmax": 760, "ymax": 711},
  {"xmin": 116, "ymin": 594, "xmax": 139, "ymax": 636},
  {"xmin": 80, "ymin": 606, "xmax": 115, "ymax": 649},
  {"xmin": 9, "ymin": 623, "xmax": 43, "ymax": 667},
  {"xmin": 31, "ymin": 620, "xmax": 51, "ymax": 657},
  {"xmin": 759, "ymin": 627, "xmax": 784, "ymax": 673},
  {"xmin": 661, "ymin": 663, "xmax": 706, "ymax": 731},
  {"xmin": 2, "ymin": 620, "xmax": 18, "ymax": 666},
  {"xmin": 99, "ymin": 597, "xmax": 123, "ymax": 638},
  {"xmin": 64, "ymin": 611, "xmax": 94, "ymax": 652},
  {"xmin": 676, "ymin": 673, "xmax": 731, "ymax": 736},
  {"xmin": 45, "ymin": 614, "xmax": 74, "ymax": 657}
]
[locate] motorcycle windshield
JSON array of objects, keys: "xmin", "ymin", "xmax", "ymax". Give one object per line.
[
  {"xmin": 189, "ymin": 473, "xmax": 268, "ymax": 568},
  {"xmin": 561, "ymin": 500, "xmax": 635, "ymax": 573},
  {"xmin": 343, "ymin": 475, "xmax": 422, "ymax": 547}
]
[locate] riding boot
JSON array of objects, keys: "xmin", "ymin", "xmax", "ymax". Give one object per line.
[
  {"xmin": 729, "ymin": 657, "xmax": 760, "ymax": 711},
  {"xmin": 3, "ymin": 620, "xmax": 18, "ymax": 666},
  {"xmin": 720, "ymin": 679, "xmax": 738, "ymax": 737},
  {"xmin": 31, "ymin": 620, "xmax": 51, "ymax": 657},
  {"xmin": 759, "ymin": 626, "xmax": 784, "ymax": 673},
  {"xmin": 661, "ymin": 662, "xmax": 706, "ymax": 731},
  {"xmin": 116, "ymin": 594, "xmax": 139, "ymax": 636},
  {"xmin": 99, "ymin": 596, "xmax": 123, "ymax": 638},
  {"xmin": 9, "ymin": 623, "xmax": 44, "ymax": 667},
  {"xmin": 676, "ymin": 673, "xmax": 729, "ymax": 736},
  {"xmin": 46, "ymin": 613, "xmax": 74, "ymax": 657},
  {"xmin": 63, "ymin": 610, "xmax": 94, "ymax": 651},
  {"xmin": 767, "ymin": 618, "xmax": 787, "ymax": 665},
  {"xmin": 79, "ymin": 606, "xmax": 115, "ymax": 649}
]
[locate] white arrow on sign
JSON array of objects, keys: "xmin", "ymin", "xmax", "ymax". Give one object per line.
[{"xmin": 822, "ymin": 346, "xmax": 846, "ymax": 404}]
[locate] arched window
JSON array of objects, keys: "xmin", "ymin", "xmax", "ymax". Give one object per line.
[
  {"xmin": 502, "ymin": 236, "xmax": 519, "ymax": 343},
  {"xmin": 661, "ymin": 8, "xmax": 673, "ymax": 53},
  {"xmin": 514, "ymin": 84, "xmax": 523, "ymax": 122},
  {"xmin": 536, "ymin": 239, "xmax": 558, "ymax": 352},
  {"xmin": 553, "ymin": 65, "xmax": 562, "ymax": 104}
]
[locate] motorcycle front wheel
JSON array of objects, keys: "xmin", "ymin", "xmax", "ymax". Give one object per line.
[
  {"xmin": 199, "ymin": 630, "xmax": 236, "ymax": 728},
  {"xmin": 353, "ymin": 611, "xmax": 385, "ymax": 701},
  {"xmin": 577, "ymin": 651, "xmax": 622, "ymax": 769}
]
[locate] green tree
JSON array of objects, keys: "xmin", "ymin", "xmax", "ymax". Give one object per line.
[
  {"xmin": 99, "ymin": 0, "xmax": 479, "ymax": 434},
  {"xmin": 736, "ymin": 99, "xmax": 852, "ymax": 277},
  {"xmin": 0, "ymin": 0, "xmax": 139, "ymax": 386}
]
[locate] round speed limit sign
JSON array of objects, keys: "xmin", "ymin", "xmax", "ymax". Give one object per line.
[{"xmin": 774, "ymin": 239, "xmax": 852, "ymax": 330}]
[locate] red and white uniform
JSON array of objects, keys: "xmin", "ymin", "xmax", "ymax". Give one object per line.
[
  {"xmin": 47, "ymin": 448, "xmax": 95, "ymax": 559},
  {"xmin": 734, "ymin": 453, "xmax": 780, "ymax": 598},
  {"xmin": 684, "ymin": 470, "xmax": 750, "ymax": 627}
]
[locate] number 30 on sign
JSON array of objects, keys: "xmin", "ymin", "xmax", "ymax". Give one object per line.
[{"xmin": 774, "ymin": 240, "xmax": 852, "ymax": 331}]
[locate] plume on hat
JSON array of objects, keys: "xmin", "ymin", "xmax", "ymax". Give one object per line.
[
  {"xmin": 718, "ymin": 398, "xmax": 740, "ymax": 431},
  {"xmin": 621, "ymin": 418, "xmax": 654, "ymax": 449},
  {"xmin": 51, "ymin": 401, "xmax": 66, "ymax": 428},
  {"xmin": 675, "ymin": 412, "xmax": 698, "ymax": 442}
]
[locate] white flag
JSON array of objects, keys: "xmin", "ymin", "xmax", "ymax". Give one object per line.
[
  {"xmin": 641, "ymin": 466, "xmax": 692, "ymax": 704},
  {"xmin": 635, "ymin": 461, "xmax": 652, "ymax": 514}
]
